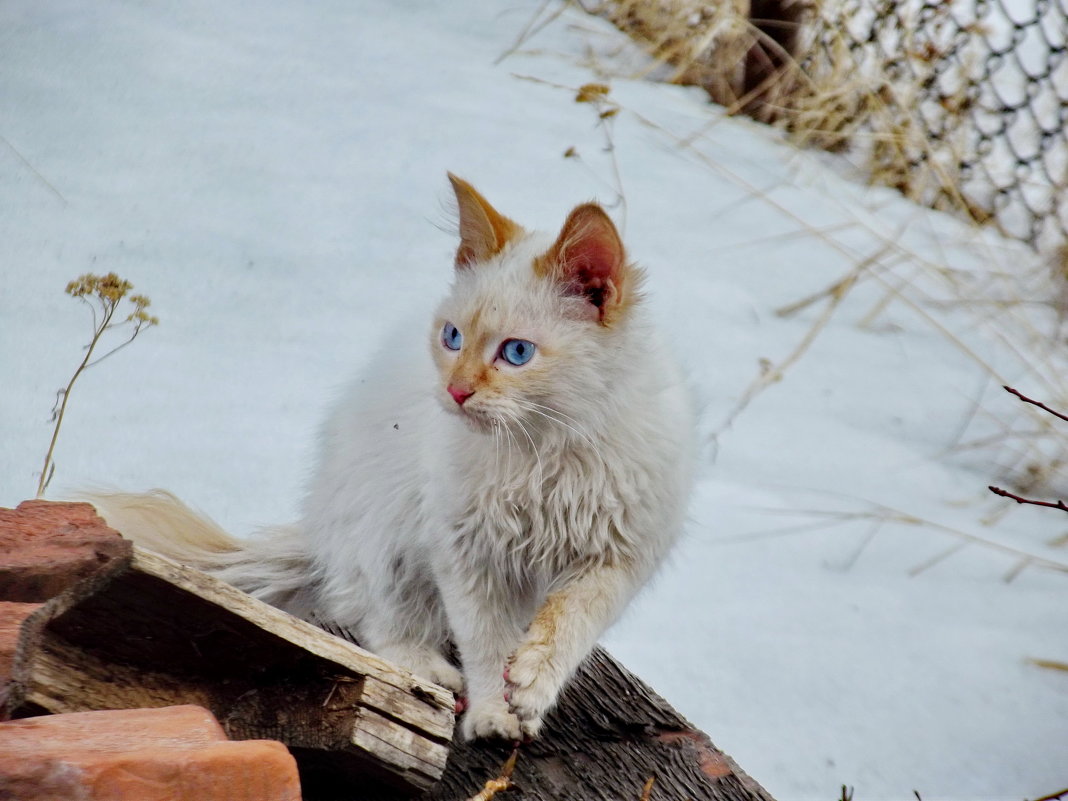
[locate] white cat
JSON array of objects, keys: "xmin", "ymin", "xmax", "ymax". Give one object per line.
[{"xmin": 89, "ymin": 175, "xmax": 697, "ymax": 741}]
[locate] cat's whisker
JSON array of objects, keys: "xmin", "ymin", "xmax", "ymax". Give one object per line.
[
  {"xmin": 515, "ymin": 400, "xmax": 601, "ymax": 454},
  {"xmin": 500, "ymin": 417, "xmax": 519, "ymax": 478},
  {"xmin": 516, "ymin": 399, "xmax": 596, "ymax": 440},
  {"xmin": 492, "ymin": 419, "xmax": 503, "ymax": 474},
  {"xmin": 511, "ymin": 413, "xmax": 544, "ymax": 479}
]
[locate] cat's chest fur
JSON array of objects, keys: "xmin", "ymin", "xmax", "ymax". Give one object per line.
[
  {"xmin": 447, "ymin": 437, "xmax": 632, "ymax": 571},
  {"xmin": 432, "ymin": 383, "xmax": 684, "ymax": 589}
]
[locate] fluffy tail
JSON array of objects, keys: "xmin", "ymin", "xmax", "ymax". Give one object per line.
[{"xmin": 83, "ymin": 489, "xmax": 318, "ymax": 618}]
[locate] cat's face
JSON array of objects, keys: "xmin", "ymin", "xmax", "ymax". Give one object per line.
[{"xmin": 431, "ymin": 175, "xmax": 641, "ymax": 437}]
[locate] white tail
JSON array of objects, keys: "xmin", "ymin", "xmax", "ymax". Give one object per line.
[{"xmin": 83, "ymin": 489, "xmax": 318, "ymax": 618}]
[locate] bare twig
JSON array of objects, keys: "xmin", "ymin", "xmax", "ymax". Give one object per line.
[
  {"xmin": 988, "ymin": 485, "xmax": 1068, "ymax": 514},
  {"xmin": 1003, "ymin": 385, "xmax": 1068, "ymax": 423}
]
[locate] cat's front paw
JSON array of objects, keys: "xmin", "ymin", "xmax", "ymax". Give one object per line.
[
  {"xmin": 376, "ymin": 644, "xmax": 464, "ymax": 694},
  {"xmin": 419, "ymin": 657, "xmax": 465, "ymax": 695},
  {"xmin": 460, "ymin": 698, "xmax": 522, "ymax": 742},
  {"xmin": 504, "ymin": 645, "xmax": 562, "ymax": 738}
]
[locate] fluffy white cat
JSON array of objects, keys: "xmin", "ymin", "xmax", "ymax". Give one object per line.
[{"xmin": 89, "ymin": 175, "xmax": 697, "ymax": 741}]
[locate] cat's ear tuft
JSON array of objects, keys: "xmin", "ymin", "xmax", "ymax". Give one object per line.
[
  {"xmin": 537, "ymin": 203, "xmax": 638, "ymax": 325},
  {"xmin": 448, "ymin": 173, "xmax": 524, "ymax": 269}
]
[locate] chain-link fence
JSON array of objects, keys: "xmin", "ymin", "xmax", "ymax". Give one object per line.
[{"xmin": 597, "ymin": 0, "xmax": 1068, "ymax": 258}]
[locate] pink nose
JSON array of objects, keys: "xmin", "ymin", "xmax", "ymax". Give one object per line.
[{"xmin": 448, "ymin": 385, "xmax": 474, "ymax": 405}]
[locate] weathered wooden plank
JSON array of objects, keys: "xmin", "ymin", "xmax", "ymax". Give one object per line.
[
  {"xmin": 353, "ymin": 707, "xmax": 452, "ymax": 778},
  {"xmin": 133, "ymin": 549, "xmax": 455, "ymax": 714},
  {"xmin": 360, "ymin": 675, "xmax": 454, "ymax": 744},
  {"xmin": 26, "ymin": 635, "xmax": 214, "ymax": 713}
]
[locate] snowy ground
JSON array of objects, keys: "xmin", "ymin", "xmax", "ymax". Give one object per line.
[{"xmin": 2, "ymin": 2, "xmax": 1066, "ymax": 799}]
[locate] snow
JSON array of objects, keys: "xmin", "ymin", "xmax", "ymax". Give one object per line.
[{"xmin": 2, "ymin": 1, "xmax": 1065, "ymax": 799}]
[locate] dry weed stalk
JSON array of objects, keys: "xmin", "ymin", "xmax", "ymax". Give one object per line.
[
  {"xmin": 573, "ymin": 82, "xmax": 629, "ymax": 226},
  {"xmin": 464, "ymin": 747, "xmax": 520, "ymax": 801},
  {"xmin": 1027, "ymin": 787, "xmax": 1068, "ymax": 801},
  {"xmin": 731, "ymin": 495, "xmax": 1068, "ymax": 581},
  {"xmin": 512, "ymin": 73, "xmax": 629, "ymax": 223},
  {"xmin": 1028, "ymin": 658, "xmax": 1068, "ymax": 674},
  {"xmin": 712, "ymin": 240, "xmax": 897, "ymax": 438},
  {"xmin": 37, "ymin": 273, "xmax": 158, "ymax": 497}
]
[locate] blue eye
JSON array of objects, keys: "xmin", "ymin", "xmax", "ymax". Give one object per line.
[
  {"xmin": 500, "ymin": 339, "xmax": 536, "ymax": 366},
  {"xmin": 442, "ymin": 322, "xmax": 462, "ymax": 351}
]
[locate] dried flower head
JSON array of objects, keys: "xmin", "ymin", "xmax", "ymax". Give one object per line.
[
  {"xmin": 65, "ymin": 272, "xmax": 134, "ymax": 303},
  {"xmin": 36, "ymin": 272, "xmax": 159, "ymax": 498}
]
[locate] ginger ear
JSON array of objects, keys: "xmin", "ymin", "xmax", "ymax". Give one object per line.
[
  {"xmin": 536, "ymin": 203, "xmax": 636, "ymax": 325},
  {"xmin": 448, "ymin": 173, "xmax": 524, "ymax": 268}
]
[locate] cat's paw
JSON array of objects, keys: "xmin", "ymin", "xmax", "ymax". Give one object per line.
[
  {"xmin": 376, "ymin": 644, "xmax": 465, "ymax": 694},
  {"xmin": 421, "ymin": 657, "xmax": 465, "ymax": 694},
  {"xmin": 504, "ymin": 645, "xmax": 562, "ymax": 738},
  {"xmin": 460, "ymin": 699, "xmax": 522, "ymax": 742}
]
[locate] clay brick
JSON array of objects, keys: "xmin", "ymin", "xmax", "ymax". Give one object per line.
[
  {"xmin": 0, "ymin": 705, "xmax": 302, "ymax": 801},
  {"xmin": 0, "ymin": 500, "xmax": 131, "ymax": 602}
]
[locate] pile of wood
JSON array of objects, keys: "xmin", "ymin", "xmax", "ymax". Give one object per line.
[{"xmin": 0, "ymin": 500, "xmax": 775, "ymax": 801}]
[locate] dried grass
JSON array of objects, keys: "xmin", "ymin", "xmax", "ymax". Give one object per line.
[
  {"xmin": 587, "ymin": 0, "xmax": 808, "ymax": 118},
  {"xmin": 780, "ymin": 3, "xmax": 998, "ymax": 231},
  {"xmin": 570, "ymin": 0, "xmax": 1068, "ymax": 499}
]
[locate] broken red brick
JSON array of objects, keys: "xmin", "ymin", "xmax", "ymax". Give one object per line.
[
  {"xmin": 0, "ymin": 500, "xmax": 131, "ymax": 602},
  {"xmin": 0, "ymin": 705, "xmax": 302, "ymax": 801}
]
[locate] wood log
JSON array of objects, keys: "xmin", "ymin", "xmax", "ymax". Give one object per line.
[{"xmin": 3, "ymin": 542, "xmax": 454, "ymax": 797}]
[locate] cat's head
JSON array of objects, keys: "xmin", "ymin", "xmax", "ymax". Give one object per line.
[{"xmin": 431, "ymin": 174, "xmax": 644, "ymax": 437}]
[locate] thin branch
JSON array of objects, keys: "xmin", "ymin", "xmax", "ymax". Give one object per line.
[
  {"xmin": 1003, "ymin": 385, "xmax": 1068, "ymax": 423},
  {"xmin": 988, "ymin": 485, "xmax": 1068, "ymax": 514}
]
